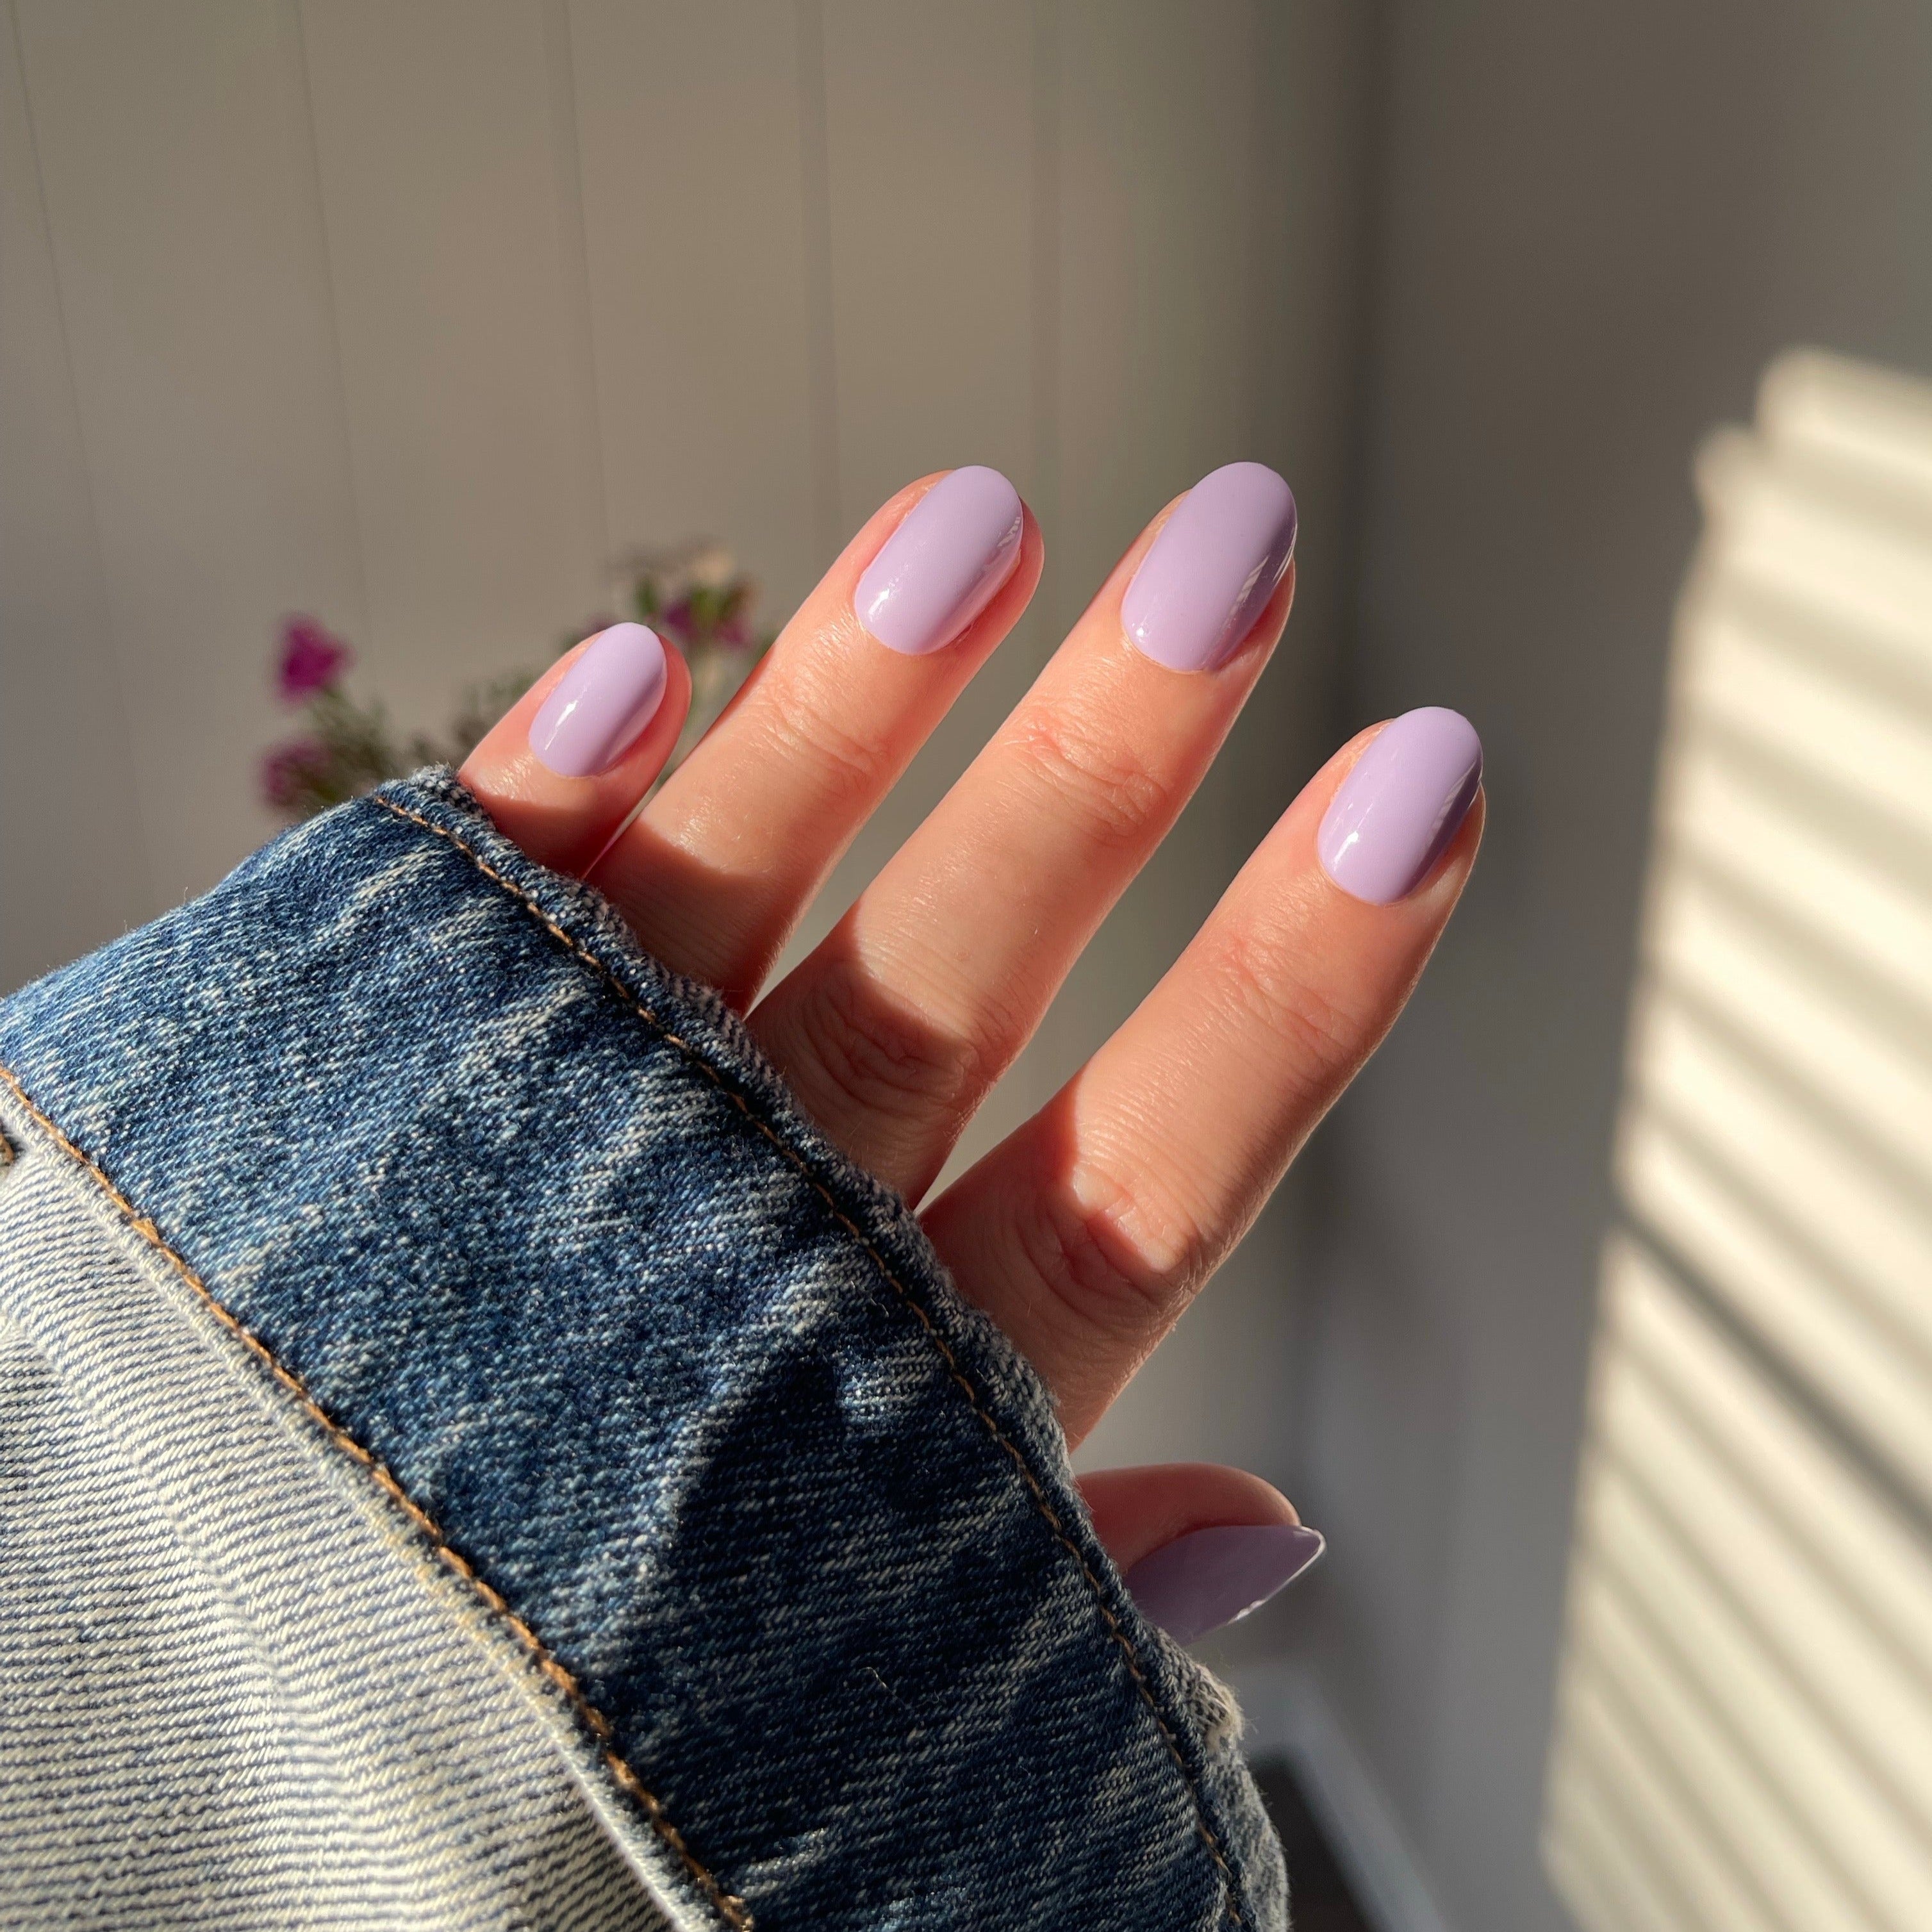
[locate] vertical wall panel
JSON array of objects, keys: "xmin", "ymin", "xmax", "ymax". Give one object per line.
[
  {"xmin": 1053, "ymin": 0, "xmax": 1351, "ymax": 1493},
  {"xmin": 787, "ymin": 0, "xmax": 1044, "ymax": 1169},
  {"xmin": 1044, "ymin": 0, "xmax": 1266, "ymax": 1075},
  {"xmin": 12, "ymin": 0, "xmax": 367, "ymax": 913},
  {"xmin": 1055, "ymin": 0, "xmax": 1261, "ymax": 636},
  {"xmin": 299, "ymin": 0, "xmax": 604, "ymax": 718},
  {"xmin": 820, "ymin": 0, "xmax": 1037, "ymax": 527},
  {"xmin": 568, "ymin": 0, "xmax": 821, "ymax": 627},
  {"xmin": 0, "ymin": 1, "xmax": 151, "ymax": 989}
]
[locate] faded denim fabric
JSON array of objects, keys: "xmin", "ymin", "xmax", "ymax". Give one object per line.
[
  {"xmin": 0, "ymin": 770, "xmax": 1286, "ymax": 1929},
  {"xmin": 0, "ymin": 1127, "xmax": 672, "ymax": 1931}
]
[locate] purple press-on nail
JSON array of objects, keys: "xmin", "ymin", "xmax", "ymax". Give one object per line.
[
  {"xmin": 855, "ymin": 466, "xmax": 1025, "ymax": 656},
  {"xmin": 1122, "ymin": 1523, "xmax": 1326, "ymax": 1646},
  {"xmin": 1121, "ymin": 461, "xmax": 1298, "ymax": 672},
  {"xmin": 1317, "ymin": 706, "xmax": 1483, "ymax": 904},
  {"xmin": 528, "ymin": 623, "xmax": 668, "ymax": 778}
]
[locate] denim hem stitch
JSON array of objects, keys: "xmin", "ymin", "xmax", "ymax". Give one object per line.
[
  {"xmin": 0, "ymin": 767, "xmax": 1285, "ymax": 1927},
  {"xmin": 0, "ymin": 1057, "xmax": 752, "ymax": 1932},
  {"xmin": 368, "ymin": 792, "xmax": 1251, "ymax": 1929}
]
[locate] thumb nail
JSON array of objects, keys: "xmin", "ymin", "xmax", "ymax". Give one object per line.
[{"xmin": 1122, "ymin": 1523, "xmax": 1326, "ymax": 1645}]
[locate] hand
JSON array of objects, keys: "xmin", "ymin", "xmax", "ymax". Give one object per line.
[{"xmin": 459, "ymin": 462, "xmax": 1482, "ymax": 1642}]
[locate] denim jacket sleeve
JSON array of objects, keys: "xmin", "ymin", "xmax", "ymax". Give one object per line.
[{"xmin": 0, "ymin": 771, "xmax": 1286, "ymax": 1931}]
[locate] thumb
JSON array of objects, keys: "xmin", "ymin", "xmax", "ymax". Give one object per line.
[{"xmin": 1079, "ymin": 1462, "xmax": 1325, "ymax": 1646}]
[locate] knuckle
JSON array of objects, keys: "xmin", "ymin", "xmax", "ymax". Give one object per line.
[
  {"xmin": 788, "ymin": 957, "xmax": 980, "ymax": 1127},
  {"xmin": 1013, "ymin": 1165, "xmax": 1210, "ymax": 1344},
  {"xmin": 1006, "ymin": 706, "xmax": 1173, "ymax": 855},
  {"xmin": 1203, "ymin": 925, "xmax": 1368, "ymax": 1089},
  {"xmin": 764, "ymin": 673, "xmax": 892, "ymax": 811}
]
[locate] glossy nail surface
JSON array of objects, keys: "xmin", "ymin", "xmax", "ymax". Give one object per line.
[
  {"xmin": 856, "ymin": 466, "xmax": 1025, "ymax": 656},
  {"xmin": 1123, "ymin": 1523, "xmax": 1325, "ymax": 1646},
  {"xmin": 1121, "ymin": 461, "xmax": 1298, "ymax": 672},
  {"xmin": 529, "ymin": 623, "xmax": 668, "ymax": 778},
  {"xmin": 1317, "ymin": 706, "xmax": 1483, "ymax": 904}
]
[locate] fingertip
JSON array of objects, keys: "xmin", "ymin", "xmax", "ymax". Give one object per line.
[
  {"xmin": 1077, "ymin": 1462, "xmax": 1303, "ymax": 1572},
  {"xmin": 1307, "ymin": 706, "xmax": 1483, "ymax": 906},
  {"xmin": 849, "ymin": 466, "xmax": 1038, "ymax": 658},
  {"xmin": 459, "ymin": 627, "xmax": 691, "ymax": 877},
  {"xmin": 1121, "ymin": 1521, "xmax": 1325, "ymax": 1645},
  {"xmin": 1119, "ymin": 461, "xmax": 1298, "ymax": 673}
]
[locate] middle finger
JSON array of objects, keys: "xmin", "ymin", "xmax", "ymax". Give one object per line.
[{"xmin": 748, "ymin": 461, "xmax": 1297, "ymax": 1203}]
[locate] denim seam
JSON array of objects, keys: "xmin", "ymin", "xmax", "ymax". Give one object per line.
[
  {"xmin": 372, "ymin": 795, "xmax": 1249, "ymax": 1928},
  {"xmin": 0, "ymin": 1059, "xmax": 752, "ymax": 1932}
]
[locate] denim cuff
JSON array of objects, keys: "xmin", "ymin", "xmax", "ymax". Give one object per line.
[{"xmin": 0, "ymin": 772, "xmax": 1284, "ymax": 1929}]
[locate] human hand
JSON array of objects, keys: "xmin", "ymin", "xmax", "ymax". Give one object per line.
[{"xmin": 459, "ymin": 462, "xmax": 1482, "ymax": 1643}]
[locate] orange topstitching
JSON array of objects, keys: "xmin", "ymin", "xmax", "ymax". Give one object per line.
[{"xmin": 370, "ymin": 795, "xmax": 1247, "ymax": 1928}]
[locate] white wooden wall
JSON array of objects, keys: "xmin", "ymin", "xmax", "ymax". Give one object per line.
[{"xmin": 1, "ymin": 0, "xmax": 1366, "ymax": 1472}]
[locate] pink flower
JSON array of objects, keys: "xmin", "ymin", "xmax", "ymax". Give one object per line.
[
  {"xmin": 260, "ymin": 736, "xmax": 331, "ymax": 811},
  {"xmin": 277, "ymin": 616, "xmax": 351, "ymax": 701},
  {"xmin": 660, "ymin": 595, "xmax": 697, "ymax": 647}
]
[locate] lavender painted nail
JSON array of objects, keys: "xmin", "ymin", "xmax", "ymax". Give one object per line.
[
  {"xmin": 528, "ymin": 623, "xmax": 668, "ymax": 778},
  {"xmin": 1121, "ymin": 461, "xmax": 1298, "ymax": 672},
  {"xmin": 1123, "ymin": 1523, "xmax": 1326, "ymax": 1646},
  {"xmin": 855, "ymin": 465, "xmax": 1025, "ymax": 656},
  {"xmin": 1317, "ymin": 706, "xmax": 1483, "ymax": 905}
]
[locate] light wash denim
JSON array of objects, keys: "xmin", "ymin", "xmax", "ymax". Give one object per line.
[{"xmin": 0, "ymin": 771, "xmax": 1287, "ymax": 1929}]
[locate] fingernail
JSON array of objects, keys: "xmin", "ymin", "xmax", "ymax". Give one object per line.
[
  {"xmin": 528, "ymin": 623, "xmax": 668, "ymax": 777},
  {"xmin": 1317, "ymin": 706, "xmax": 1483, "ymax": 904},
  {"xmin": 1123, "ymin": 1524, "xmax": 1326, "ymax": 1645},
  {"xmin": 855, "ymin": 465, "xmax": 1026, "ymax": 656},
  {"xmin": 1121, "ymin": 461, "xmax": 1298, "ymax": 672}
]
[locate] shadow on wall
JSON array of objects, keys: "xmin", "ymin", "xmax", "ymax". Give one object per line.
[{"xmin": 1546, "ymin": 351, "xmax": 1932, "ymax": 1932}]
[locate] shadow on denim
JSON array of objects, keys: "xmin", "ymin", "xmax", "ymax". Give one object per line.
[{"xmin": 0, "ymin": 770, "xmax": 1284, "ymax": 1929}]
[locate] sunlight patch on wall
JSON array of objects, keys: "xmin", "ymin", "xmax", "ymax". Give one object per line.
[{"xmin": 1544, "ymin": 351, "xmax": 1932, "ymax": 1932}]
